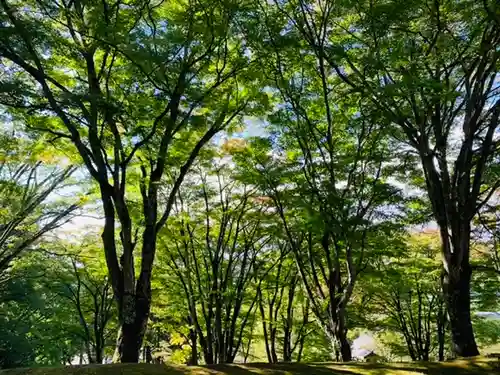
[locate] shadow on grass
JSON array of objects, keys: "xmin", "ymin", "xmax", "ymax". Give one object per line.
[
  {"xmin": 225, "ymin": 359, "xmax": 500, "ymax": 375},
  {"xmin": 2, "ymin": 359, "xmax": 499, "ymax": 375},
  {"xmin": 206, "ymin": 363, "xmax": 362, "ymax": 375},
  {"xmin": 0, "ymin": 364, "xmax": 188, "ymax": 375}
]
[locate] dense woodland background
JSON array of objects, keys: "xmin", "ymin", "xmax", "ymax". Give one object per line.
[{"xmin": 1, "ymin": 0, "xmax": 500, "ymax": 368}]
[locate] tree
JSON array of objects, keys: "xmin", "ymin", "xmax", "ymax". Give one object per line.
[
  {"xmin": 3, "ymin": 0, "xmax": 500, "ymax": 365},
  {"xmin": 257, "ymin": 244, "xmax": 311, "ymax": 363},
  {"xmin": 148, "ymin": 268, "xmax": 196, "ymax": 365},
  {"xmin": 54, "ymin": 249, "xmax": 116, "ymax": 364},
  {"xmin": 232, "ymin": 123, "xmax": 400, "ymax": 363},
  {"xmin": 0, "ymin": 0, "xmax": 262, "ymax": 361},
  {"xmin": 0, "ymin": 252, "xmax": 83, "ymax": 368},
  {"xmin": 160, "ymin": 167, "xmax": 270, "ymax": 364},
  {"xmin": 266, "ymin": 0, "xmax": 500, "ymax": 356},
  {"xmin": 0, "ymin": 131, "xmax": 76, "ymax": 276},
  {"xmin": 231, "ymin": 80, "xmax": 402, "ymax": 362},
  {"xmin": 235, "ymin": 1, "xmax": 407, "ymax": 360},
  {"xmin": 365, "ymin": 233, "xmax": 447, "ymax": 361}
]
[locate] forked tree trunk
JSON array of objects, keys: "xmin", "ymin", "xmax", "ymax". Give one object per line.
[
  {"xmin": 337, "ymin": 307, "xmax": 351, "ymax": 362},
  {"xmin": 328, "ymin": 308, "xmax": 351, "ymax": 362},
  {"xmin": 336, "ymin": 330, "xmax": 352, "ymax": 362},
  {"xmin": 108, "ymin": 205, "xmax": 157, "ymax": 363}
]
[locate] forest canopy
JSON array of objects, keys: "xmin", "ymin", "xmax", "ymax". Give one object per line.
[{"xmin": 0, "ymin": 0, "xmax": 500, "ymax": 368}]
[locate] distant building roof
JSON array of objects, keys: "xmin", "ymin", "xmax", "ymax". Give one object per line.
[
  {"xmin": 355, "ymin": 349, "xmax": 375, "ymax": 359},
  {"xmin": 476, "ymin": 312, "xmax": 500, "ymax": 320}
]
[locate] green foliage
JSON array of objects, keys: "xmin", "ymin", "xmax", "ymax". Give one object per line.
[
  {"xmin": 0, "ymin": 130, "xmax": 77, "ymax": 275},
  {"xmin": 0, "ymin": 252, "xmax": 80, "ymax": 368},
  {"xmin": 357, "ymin": 232, "xmax": 447, "ymax": 361},
  {"xmin": 0, "ymin": 237, "xmax": 117, "ymax": 368},
  {"xmin": 0, "ymin": 0, "xmax": 500, "ymax": 366}
]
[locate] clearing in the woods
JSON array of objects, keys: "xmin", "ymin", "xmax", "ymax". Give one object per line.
[{"xmin": 0, "ymin": 359, "xmax": 499, "ymax": 375}]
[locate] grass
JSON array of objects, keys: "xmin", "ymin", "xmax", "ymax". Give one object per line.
[{"xmin": 1, "ymin": 358, "xmax": 500, "ymax": 375}]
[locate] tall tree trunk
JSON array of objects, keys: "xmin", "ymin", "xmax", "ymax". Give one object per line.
[
  {"xmin": 283, "ymin": 324, "xmax": 292, "ymax": 362},
  {"xmin": 440, "ymin": 226, "xmax": 479, "ymax": 358},
  {"xmin": 114, "ymin": 282, "xmax": 152, "ymax": 362},
  {"xmin": 116, "ymin": 319, "xmax": 143, "ymax": 363},
  {"xmin": 85, "ymin": 344, "xmax": 94, "ymax": 364},
  {"xmin": 202, "ymin": 344, "xmax": 214, "ymax": 365},
  {"xmin": 437, "ymin": 295, "xmax": 446, "ymax": 361},
  {"xmin": 334, "ymin": 309, "xmax": 351, "ymax": 362},
  {"xmin": 270, "ymin": 327, "xmax": 278, "ymax": 363},
  {"xmin": 442, "ymin": 261, "xmax": 477, "ymax": 357},
  {"xmin": 438, "ymin": 332, "xmax": 445, "ymax": 361},
  {"xmin": 330, "ymin": 307, "xmax": 352, "ymax": 362},
  {"xmin": 189, "ymin": 326, "xmax": 198, "ymax": 365},
  {"xmin": 262, "ymin": 322, "xmax": 273, "ymax": 363},
  {"xmin": 400, "ymin": 324, "xmax": 417, "ymax": 361},
  {"xmin": 296, "ymin": 301, "xmax": 309, "ymax": 363},
  {"xmin": 328, "ymin": 321, "xmax": 351, "ymax": 361},
  {"xmin": 145, "ymin": 346, "xmax": 153, "ymax": 364},
  {"xmin": 259, "ymin": 289, "xmax": 273, "ymax": 363},
  {"xmin": 336, "ymin": 331, "xmax": 351, "ymax": 362},
  {"xmin": 283, "ymin": 277, "xmax": 295, "ymax": 362},
  {"xmin": 95, "ymin": 342, "xmax": 103, "ymax": 364},
  {"xmin": 114, "ymin": 213, "xmax": 156, "ymax": 362},
  {"xmin": 297, "ymin": 339, "xmax": 305, "ymax": 362}
]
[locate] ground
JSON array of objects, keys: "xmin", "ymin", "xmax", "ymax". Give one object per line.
[{"xmin": 1, "ymin": 359, "xmax": 500, "ymax": 375}]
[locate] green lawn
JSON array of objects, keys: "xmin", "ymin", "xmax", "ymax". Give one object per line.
[{"xmin": 1, "ymin": 359, "xmax": 500, "ymax": 375}]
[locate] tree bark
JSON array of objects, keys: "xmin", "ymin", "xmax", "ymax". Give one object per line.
[
  {"xmin": 116, "ymin": 322, "xmax": 141, "ymax": 363},
  {"xmin": 260, "ymin": 293, "xmax": 273, "ymax": 363},
  {"xmin": 283, "ymin": 322, "xmax": 292, "ymax": 362},
  {"xmin": 95, "ymin": 343, "xmax": 103, "ymax": 364},
  {"xmin": 438, "ymin": 331, "xmax": 445, "ymax": 361},
  {"xmin": 336, "ymin": 330, "xmax": 352, "ymax": 362},
  {"xmin": 437, "ymin": 294, "xmax": 446, "ymax": 361},
  {"xmin": 189, "ymin": 325, "xmax": 198, "ymax": 365},
  {"xmin": 297, "ymin": 340, "xmax": 304, "ymax": 362},
  {"xmin": 329, "ymin": 309, "xmax": 351, "ymax": 362},
  {"xmin": 115, "ymin": 293, "xmax": 150, "ymax": 362},
  {"xmin": 145, "ymin": 346, "xmax": 153, "ymax": 364},
  {"xmin": 282, "ymin": 279, "xmax": 294, "ymax": 362},
  {"xmin": 111, "ymin": 204, "xmax": 156, "ymax": 362},
  {"xmin": 420, "ymin": 149, "xmax": 480, "ymax": 358},
  {"xmin": 270, "ymin": 326, "xmax": 278, "ymax": 363},
  {"xmin": 296, "ymin": 300, "xmax": 309, "ymax": 363},
  {"xmin": 332, "ymin": 307, "xmax": 352, "ymax": 362},
  {"xmin": 442, "ymin": 259, "xmax": 478, "ymax": 357}
]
